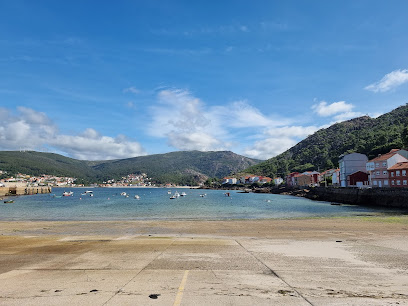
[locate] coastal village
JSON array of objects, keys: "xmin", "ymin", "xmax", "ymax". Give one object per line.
[
  {"xmin": 222, "ymin": 148, "xmax": 408, "ymax": 189},
  {"xmin": 2, "ymin": 149, "xmax": 408, "ymax": 190},
  {"xmin": 0, "ymin": 172, "xmax": 156, "ymax": 188}
]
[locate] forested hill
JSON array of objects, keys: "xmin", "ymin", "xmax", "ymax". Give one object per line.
[
  {"xmin": 92, "ymin": 150, "xmax": 260, "ymax": 185},
  {"xmin": 245, "ymin": 103, "xmax": 408, "ymax": 178},
  {"xmin": 0, "ymin": 150, "xmax": 260, "ymax": 185}
]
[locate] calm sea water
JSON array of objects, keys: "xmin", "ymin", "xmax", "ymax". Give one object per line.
[{"xmin": 0, "ymin": 187, "xmax": 406, "ymax": 221}]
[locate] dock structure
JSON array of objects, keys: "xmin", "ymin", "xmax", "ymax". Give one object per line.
[{"xmin": 0, "ymin": 186, "xmax": 52, "ymax": 197}]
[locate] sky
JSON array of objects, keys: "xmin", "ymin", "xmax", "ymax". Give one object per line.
[{"xmin": 1, "ymin": 1, "xmax": 408, "ymax": 161}]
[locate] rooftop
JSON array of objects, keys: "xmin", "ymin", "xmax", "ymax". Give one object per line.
[{"xmin": 388, "ymin": 162, "xmax": 408, "ymax": 170}]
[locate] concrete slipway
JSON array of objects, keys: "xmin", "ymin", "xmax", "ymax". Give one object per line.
[{"xmin": 0, "ymin": 219, "xmax": 407, "ymax": 305}]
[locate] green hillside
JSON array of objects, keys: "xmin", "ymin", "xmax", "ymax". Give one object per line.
[
  {"xmin": 0, "ymin": 150, "xmax": 260, "ymax": 185},
  {"xmin": 245, "ymin": 103, "xmax": 408, "ymax": 177},
  {"xmin": 0, "ymin": 151, "xmax": 93, "ymax": 179},
  {"xmin": 92, "ymin": 151, "xmax": 260, "ymax": 185}
]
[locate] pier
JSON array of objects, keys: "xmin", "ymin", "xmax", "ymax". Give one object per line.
[{"xmin": 0, "ymin": 186, "xmax": 52, "ymax": 197}]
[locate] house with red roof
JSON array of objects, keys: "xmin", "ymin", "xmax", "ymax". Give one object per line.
[
  {"xmin": 366, "ymin": 149, "xmax": 408, "ymax": 187},
  {"xmin": 286, "ymin": 172, "xmax": 299, "ymax": 186},
  {"xmin": 347, "ymin": 171, "xmax": 369, "ymax": 187},
  {"xmin": 388, "ymin": 162, "xmax": 408, "ymax": 187}
]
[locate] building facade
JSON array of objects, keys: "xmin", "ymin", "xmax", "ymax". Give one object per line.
[
  {"xmin": 339, "ymin": 153, "xmax": 368, "ymax": 187},
  {"xmin": 388, "ymin": 162, "xmax": 408, "ymax": 187},
  {"xmin": 347, "ymin": 171, "xmax": 369, "ymax": 187},
  {"xmin": 366, "ymin": 149, "xmax": 408, "ymax": 187}
]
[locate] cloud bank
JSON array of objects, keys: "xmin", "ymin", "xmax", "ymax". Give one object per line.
[
  {"xmin": 0, "ymin": 107, "xmax": 146, "ymax": 160},
  {"xmin": 148, "ymin": 89, "xmax": 319, "ymax": 160}
]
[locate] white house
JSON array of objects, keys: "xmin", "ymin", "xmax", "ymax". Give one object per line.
[
  {"xmin": 222, "ymin": 177, "xmax": 237, "ymax": 184},
  {"xmin": 273, "ymin": 177, "xmax": 284, "ymax": 185}
]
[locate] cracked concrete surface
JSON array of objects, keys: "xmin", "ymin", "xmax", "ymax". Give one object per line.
[{"xmin": 0, "ymin": 218, "xmax": 408, "ymax": 305}]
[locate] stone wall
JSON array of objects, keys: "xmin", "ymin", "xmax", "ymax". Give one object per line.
[
  {"xmin": 306, "ymin": 187, "xmax": 408, "ymax": 208},
  {"xmin": 0, "ymin": 186, "xmax": 52, "ymax": 197}
]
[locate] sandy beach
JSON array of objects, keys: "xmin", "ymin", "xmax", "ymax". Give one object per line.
[{"xmin": 1, "ymin": 217, "xmax": 408, "ymax": 305}]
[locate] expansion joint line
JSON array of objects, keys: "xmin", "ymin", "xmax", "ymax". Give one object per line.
[
  {"xmin": 101, "ymin": 239, "xmax": 177, "ymax": 306},
  {"xmin": 234, "ymin": 239, "xmax": 314, "ymax": 306}
]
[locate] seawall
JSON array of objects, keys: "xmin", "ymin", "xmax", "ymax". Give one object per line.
[
  {"xmin": 288, "ymin": 187, "xmax": 408, "ymax": 208},
  {"xmin": 0, "ymin": 186, "xmax": 52, "ymax": 197}
]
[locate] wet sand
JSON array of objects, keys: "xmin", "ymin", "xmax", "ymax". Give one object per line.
[{"xmin": 1, "ymin": 217, "xmax": 408, "ymax": 305}]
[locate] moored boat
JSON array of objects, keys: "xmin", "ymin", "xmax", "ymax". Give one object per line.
[
  {"xmin": 81, "ymin": 190, "xmax": 94, "ymax": 196},
  {"xmin": 4, "ymin": 200, "xmax": 14, "ymax": 203},
  {"xmin": 62, "ymin": 191, "xmax": 74, "ymax": 196}
]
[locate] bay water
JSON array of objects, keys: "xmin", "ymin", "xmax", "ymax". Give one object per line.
[{"xmin": 0, "ymin": 187, "xmax": 405, "ymax": 221}]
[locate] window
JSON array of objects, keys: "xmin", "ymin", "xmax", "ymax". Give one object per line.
[
  {"xmin": 384, "ymin": 180, "xmax": 389, "ymax": 185},
  {"xmin": 403, "ymin": 170, "xmax": 407, "ymax": 176},
  {"xmin": 397, "ymin": 180, "xmax": 401, "ymax": 185},
  {"xmin": 382, "ymin": 162, "xmax": 387, "ymax": 167},
  {"xmin": 403, "ymin": 180, "xmax": 407, "ymax": 186},
  {"xmin": 376, "ymin": 171, "xmax": 380, "ymax": 175},
  {"xmin": 392, "ymin": 180, "xmax": 395, "ymax": 185},
  {"xmin": 383, "ymin": 171, "xmax": 387, "ymax": 175},
  {"xmin": 373, "ymin": 180, "xmax": 377, "ymax": 185},
  {"xmin": 391, "ymin": 172, "xmax": 394, "ymax": 177},
  {"xmin": 396, "ymin": 171, "xmax": 400, "ymax": 176},
  {"xmin": 375, "ymin": 163, "xmax": 380, "ymax": 168}
]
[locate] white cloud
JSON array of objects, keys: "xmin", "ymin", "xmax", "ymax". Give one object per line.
[
  {"xmin": 52, "ymin": 133, "xmax": 145, "ymax": 160},
  {"xmin": 211, "ymin": 101, "xmax": 280, "ymax": 128},
  {"xmin": 332, "ymin": 111, "xmax": 363, "ymax": 122},
  {"xmin": 244, "ymin": 125, "xmax": 320, "ymax": 160},
  {"xmin": 126, "ymin": 101, "xmax": 135, "ymax": 109},
  {"xmin": 17, "ymin": 106, "xmax": 51, "ymax": 125},
  {"xmin": 266, "ymin": 125, "xmax": 319, "ymax": 138},
  {"xmin": 123, "ymin": 86, "xmax": 141, "ymax": 94},
  {"xmin": 148, "ymin": 89, "xmax": 290, "ymax": 152},
  {"xmin": 365, "ymin": 69, "xmax": 408, "ymax": 93},
  {"xmin": 244, "ymin": 137, "xmax": 297, "ymax": 160},
  {"xmin": 0, "ymin": 107, "xmax": 146, "ymax": 160},
  {"xmin": 312, "ymin": 101, "xmax": 354, "ymax": 117},
  {"xmin": 167, "ymin": 131, "xmax": 224, "ymax": 151},
  {"xmin": 148, "ymin": 89, "xmax": 227, "ymax": 151},
  {"xmin": 240, "ymin": 25, "xmax": 249, "ymax": 32}
]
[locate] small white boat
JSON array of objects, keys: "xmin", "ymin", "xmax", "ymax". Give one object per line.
[
  {"xmin": 170, "ymin": 195, "xmax": 176, "ymax": 199},
  {"xmin": 62, "ymin": 191, "xmax": 73, "ymax": 197},
  {"xmin": 174, "ymin": 191, "xmax": 180, "ymax": 198},
  {"xmin": 134, "ymin": 195, "xmax": 140, "ymax": 199},
  {"xmin": 120, "ymin": 192, "xmax": 127, "ymax": 196},
  {"xmin": 167, "ymin": 190, "xmax": 172, "ymax": 195},
  {"xmin": 81, "ymin": 190, "xmax": 93, "ymax": 196},
  {"xmin": 180, "ymin": 192, "xmax": 187, "ymax": 196},
  {"xmin": 200, "ymin": 194, "xmax": 206, "ymax": 197}
]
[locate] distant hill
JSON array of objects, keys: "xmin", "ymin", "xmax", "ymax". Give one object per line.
[
  {"xmin": 245, "ymin": 103, "xmax": 408, "ymax": 177},
  {"xmin": 0, "ymin": 150, "xmax": 260, "ymax": 185},
  {"xmin": 0, "ymin": 151, "xmax": 94, "ymax": 179}
]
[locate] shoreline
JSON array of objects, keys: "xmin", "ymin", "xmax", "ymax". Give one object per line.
[
  {"xmin": 2, "ymin": 215, "xmax": 408, "ymax": 237},
  {"xmin": 202, "ymin": 185, "xmax": 408, "ymax": 208}
]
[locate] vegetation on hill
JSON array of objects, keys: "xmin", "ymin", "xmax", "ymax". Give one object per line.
[
  {"xmin": 0, "ymin": 150, "xmax": 260, "ymax": 185},
  {"xmin": 245, "ymin": 103, "xmax": 408, "ymax": 178},
  {"xmin": 0, "ymin": 151, "xmax": 93, "ymax": 179}
]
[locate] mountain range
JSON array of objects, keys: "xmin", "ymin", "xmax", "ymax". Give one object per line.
[
  {"xmin": 245, "ymin": 103, "xmax": 408, "ymax": 178},
  {"xmin": 1, "ymin": 104, "xmax": 407, "ymax": 184},
  {"xmin": 0, "ymin": 150, "xmax": 260, "ymax": 185}
]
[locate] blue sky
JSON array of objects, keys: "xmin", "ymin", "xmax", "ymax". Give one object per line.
[{"xmin": 1, "ymin": 1, "xmax": 408, "ymax": 160}]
